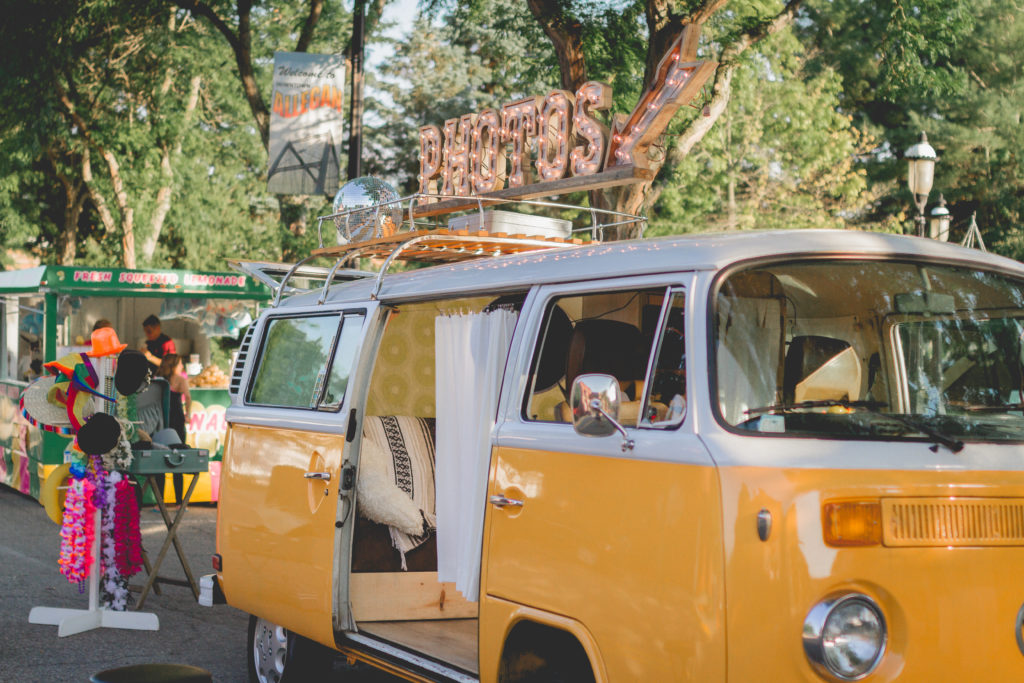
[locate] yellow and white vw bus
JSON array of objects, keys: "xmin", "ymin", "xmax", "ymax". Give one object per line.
[{"xmin": 204, "ymin": 217, "xmax": 1024, "ymax": 682}]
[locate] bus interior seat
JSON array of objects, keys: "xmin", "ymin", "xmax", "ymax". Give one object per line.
[
  {"xmin": 783, "ymin": 336, "xmax": 862, "ymax": 403},
  {"xmin": 557, "ymin": 319, "xmax": 648, "ymax": 423}
]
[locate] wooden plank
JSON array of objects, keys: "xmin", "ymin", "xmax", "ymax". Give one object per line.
[
  {"xmin": 350, "ymin": 572, "xmax": 478, "ymax": 622},
  {"xmin": 410, "ymin": 164, "xmax": 654, "ymax": 219},
  {"xmin": 358, "ymin": 619, "xmax": 479, "ymax": 675}
]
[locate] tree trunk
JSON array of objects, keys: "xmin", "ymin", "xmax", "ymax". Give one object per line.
[
  {"xmin": 46, "ymin": 146, "xmax": 85, "ymax": 265},
  {"xmin": 143, "ymin": 74, "xmax": 203, "ymax": 263},
  {"xmin": 526, "ymin": 0, "xmax": 587, "ymax": 92}
]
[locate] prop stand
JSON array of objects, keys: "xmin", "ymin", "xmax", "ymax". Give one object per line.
[
  {"xmin": 28, "ymin": 353, "xmax": 159, "ymax": 636},
  {"xmin": 29, "ymin": 508, "xmax": 159, "ymax": 636}
]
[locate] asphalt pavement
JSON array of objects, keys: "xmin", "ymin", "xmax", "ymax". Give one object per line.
[{"xmin": 0, "ymin": 485, "xmax": 397, "ymax": 682}]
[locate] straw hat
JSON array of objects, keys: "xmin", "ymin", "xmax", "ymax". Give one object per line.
[
  {"xmin": 19, "ymin": 377, "xmax": 74, "ymax": 437},
  {"xmin": 44, "ymin": 351, "xmax": 92, "ymax": 380},
  {"xmin": 87, "ymin": 326, "xmax": 127, "ymax": 357}
]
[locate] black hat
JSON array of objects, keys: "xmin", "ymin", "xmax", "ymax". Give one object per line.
[
  {"xmin": 77, "ymin": 413, "xmax": 121, "ymax": 456},
  {"xmin": 115, "ymin": 350, "xmax": 150, "ymax": 395}
]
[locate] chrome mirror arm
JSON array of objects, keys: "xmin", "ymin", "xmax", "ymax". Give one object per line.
[{"xmin": 588, "ymin": 399, "xmax": 635, "ymax": 452}]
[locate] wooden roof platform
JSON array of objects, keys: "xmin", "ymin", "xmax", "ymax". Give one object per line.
[{"xmin": 311, "ymin": 228, "xmax": 584, "ymax": 264}]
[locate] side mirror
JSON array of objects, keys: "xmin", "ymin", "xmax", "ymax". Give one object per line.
[{"xmin": 570, "ymin": 373, "xmax": 635, "ymax": 451}]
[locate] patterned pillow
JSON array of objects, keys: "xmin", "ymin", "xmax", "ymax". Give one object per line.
[{"xmin": 357, "ymin": 416, "xmax": 437, "ymax": 562}]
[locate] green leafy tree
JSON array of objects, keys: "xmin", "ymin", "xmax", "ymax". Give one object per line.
[
  {"xmin": 904, "ymin": 1, "xmax": 1024, "ymax": 257},
  {"xmin": 798, "ymin": 0, "xmax": 1019, "ymax": 245},
  {"xmin": 649, "ymin": 29, "xmax": 870, "ymax": 233}
]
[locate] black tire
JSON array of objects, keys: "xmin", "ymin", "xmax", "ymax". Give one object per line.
[{"xmin": 247, "ymin": 615, "xmax": 336, "ymax": 683}]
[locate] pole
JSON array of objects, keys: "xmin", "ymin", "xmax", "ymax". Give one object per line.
[{"xmin": 347, "ymin": 0, "xmax": 366, "ymax": 180}]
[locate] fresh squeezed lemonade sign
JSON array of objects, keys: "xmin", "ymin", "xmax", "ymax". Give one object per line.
[{"xmin": 417, "ymin": 25, "xmax": 715, "ymax": 198}]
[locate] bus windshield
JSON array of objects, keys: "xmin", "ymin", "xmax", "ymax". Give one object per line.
[{"xmin": 715, "ymin": 260, "xmax": 1024, "ymax": 444}]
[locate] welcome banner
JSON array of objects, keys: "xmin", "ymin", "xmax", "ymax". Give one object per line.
[{"xmin": 267, "ymin": 52, "xmax": 347, "ymax": 195}]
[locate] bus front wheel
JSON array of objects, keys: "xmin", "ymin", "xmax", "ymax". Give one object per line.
[{"xmin": 247, "ymin": 615, "xmax": 335, "ymax": 683}]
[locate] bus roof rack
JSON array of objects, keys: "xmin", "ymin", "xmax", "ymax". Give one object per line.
[
  {"xmin": 266, "ymin": 192, "xmax": 646, "ymax": 307},
  {"xmin": 227, "ymin": 259, "xmax": 373, "ymax": 301}
]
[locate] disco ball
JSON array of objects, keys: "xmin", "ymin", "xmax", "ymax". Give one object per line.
[{"xmin": 331, "ymin": 176, "xmax": 403, "ymax": 244}]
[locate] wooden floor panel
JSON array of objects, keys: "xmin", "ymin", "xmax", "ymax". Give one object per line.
[{"xmin": 358, "ymin": 618, "xmax": 479, "ymax": 675}]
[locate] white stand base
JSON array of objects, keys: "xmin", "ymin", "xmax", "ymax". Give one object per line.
[
  {"xmin": 29, "ymin": 508, "xmax": 159, "ymax": 637},
  {"xmin": 28, "ymin": 605, "xmax": 159, "ymax": 637}
]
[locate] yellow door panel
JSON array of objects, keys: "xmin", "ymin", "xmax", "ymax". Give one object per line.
[
  {"xmin": 481, "ymin": 445, "xmax": 726, "ymax": 681},
  {"xmin": 719, "ymin": 466, "xmax": 1024, "ymax": 681},
  {"xmin": 218, "ymin": 424, "xmax": 342, "ymax": 648}
]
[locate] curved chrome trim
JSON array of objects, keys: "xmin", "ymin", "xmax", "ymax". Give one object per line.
[
  {"xmin": 1016, "ymin": 601, "xmax": 1024, "ymax": 657},
  {"xmin": 802, "ymin": 592, "xmax": 886, "ymax": 681}
]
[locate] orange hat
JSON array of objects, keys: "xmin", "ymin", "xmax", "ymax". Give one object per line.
[{"xmin": 86, "ymin": 326, "xmax": 127, "ymax": 357}]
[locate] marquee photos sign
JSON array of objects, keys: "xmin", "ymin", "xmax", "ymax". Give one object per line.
[{"xmin": 417, "ymin": 25, "xmax": 715, "ymax": 204}]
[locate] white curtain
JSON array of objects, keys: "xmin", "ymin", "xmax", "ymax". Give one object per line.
[{"xmin": 434, "ymin": 309, "xmax": 517, "ymax": 600}]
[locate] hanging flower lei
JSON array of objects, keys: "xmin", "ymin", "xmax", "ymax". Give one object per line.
[
  {"xmin": 58, "ymin": 478, "xmax": 96, "ymax": 585},
  {"xmin": 90, "ymin": 465, "xmax": 131, "ymax": 610},
  {"xmin": 99, "ymin": 419, "xmax": 133, "ymax": 472},
  {"xmin": 113, "ymin": 475, "xmax": 143, "ymax": 577}
]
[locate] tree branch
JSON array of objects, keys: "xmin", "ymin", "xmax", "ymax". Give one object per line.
[
  {"xmin": 296, "ymin": 0, "xmax": 324, "ymax": 52},
  {"xmin": 172, "ymin": 0, "xmax": 270, "ymax": 148}
]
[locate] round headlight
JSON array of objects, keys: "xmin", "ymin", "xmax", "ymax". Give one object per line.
[{"xmin": 803, "ymin": 593, "xmax": 886, "ymax": 681}]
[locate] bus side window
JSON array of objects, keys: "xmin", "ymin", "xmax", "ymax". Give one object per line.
[
  {"xmin": 523, "ymin": 288, "xmax": 668, "ymax": 426},
  {"xmin": 248, "ymin": 314, "xmax": 343, "ymax": 409}
]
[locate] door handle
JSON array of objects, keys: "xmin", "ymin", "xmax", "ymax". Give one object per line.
[
  {"xmin": 304, "ymin": 471, "xmax": 332, "ymax": 481},
  {"xmin": 489, "ymin": 494, "xmax": 523, "ymax": 509}
]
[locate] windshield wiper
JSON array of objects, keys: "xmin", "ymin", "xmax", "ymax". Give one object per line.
[
  {"xmin": 962, "ymin": 403, "xmax": 1024, "ymax": 413},
  {"xmin": 743, "ymin": 399, "xmax": 964, "ymax": 453},
  {"xmin": 744, "ymin": 399, "xmax": 888, "ymax": 416},
  {"xmin": 882, "ymin": 413, "xmax": 965, "ymax": 453}
]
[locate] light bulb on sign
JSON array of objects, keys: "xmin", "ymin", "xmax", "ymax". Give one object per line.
[
  {"xmin": 570, "ymin": 81, "xmax": 612, "ymax": 177},
  {"xmin": 535, "ymin": 89, "xmax": 572, "ymax": 182}
]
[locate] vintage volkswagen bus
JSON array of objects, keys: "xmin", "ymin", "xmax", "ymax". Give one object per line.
[{"xmin": 205, "ymin": 225, "xmax": 1024, "ymax": 682}]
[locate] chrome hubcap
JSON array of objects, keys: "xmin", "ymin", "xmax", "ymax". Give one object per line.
[{"xmin": 253, "ymin": 617, "xmax": 288, "ymax": 683}]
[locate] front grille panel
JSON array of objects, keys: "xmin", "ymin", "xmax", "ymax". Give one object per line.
[{"xmin": 882, "ymin": 497, "xmax": 1024, "ymax": 547}]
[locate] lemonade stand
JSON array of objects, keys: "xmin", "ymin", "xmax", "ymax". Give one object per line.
[{"xmin": 0, "ymin": 265, "xmax": 270, "ymax": 502}]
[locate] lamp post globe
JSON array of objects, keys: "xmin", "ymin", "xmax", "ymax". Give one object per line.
[
  {"xmin": 905, "ymin": 131, "xmax": 937, "ymax": 236},
  {"xmin": 929, "ymin": 193, "xmax": 951, "ymax": 242}
]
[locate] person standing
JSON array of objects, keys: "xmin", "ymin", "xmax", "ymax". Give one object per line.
[
  {"xmin": 157, "ymin": 353, "xmax": 192, "ymax": 505},
  {"xmin": 140, "ymin": 314, "xmax": 176, "ymax": 372}
]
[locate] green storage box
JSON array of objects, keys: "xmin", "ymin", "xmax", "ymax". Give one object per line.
[{"xmin": 129, "ymin": 448, "xmax": 209, "ymax": 475}]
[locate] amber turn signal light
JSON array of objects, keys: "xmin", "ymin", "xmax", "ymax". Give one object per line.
[{"xmin": 823, "ymin": 500, "xmax": 882, "ymax": 547}]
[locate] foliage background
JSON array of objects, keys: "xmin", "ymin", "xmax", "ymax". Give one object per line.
[{"xmin": 0, "ymin": 0, "xmax": 1018, "ymax": 269}]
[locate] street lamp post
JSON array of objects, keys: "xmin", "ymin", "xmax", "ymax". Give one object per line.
[
  {"xmin": 905, "ymin": 132, "xmax": 937, "ymax": 237},
  {"xmin": 929, "ymin": 194, "xmax": 951, "ymax": 241}
]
